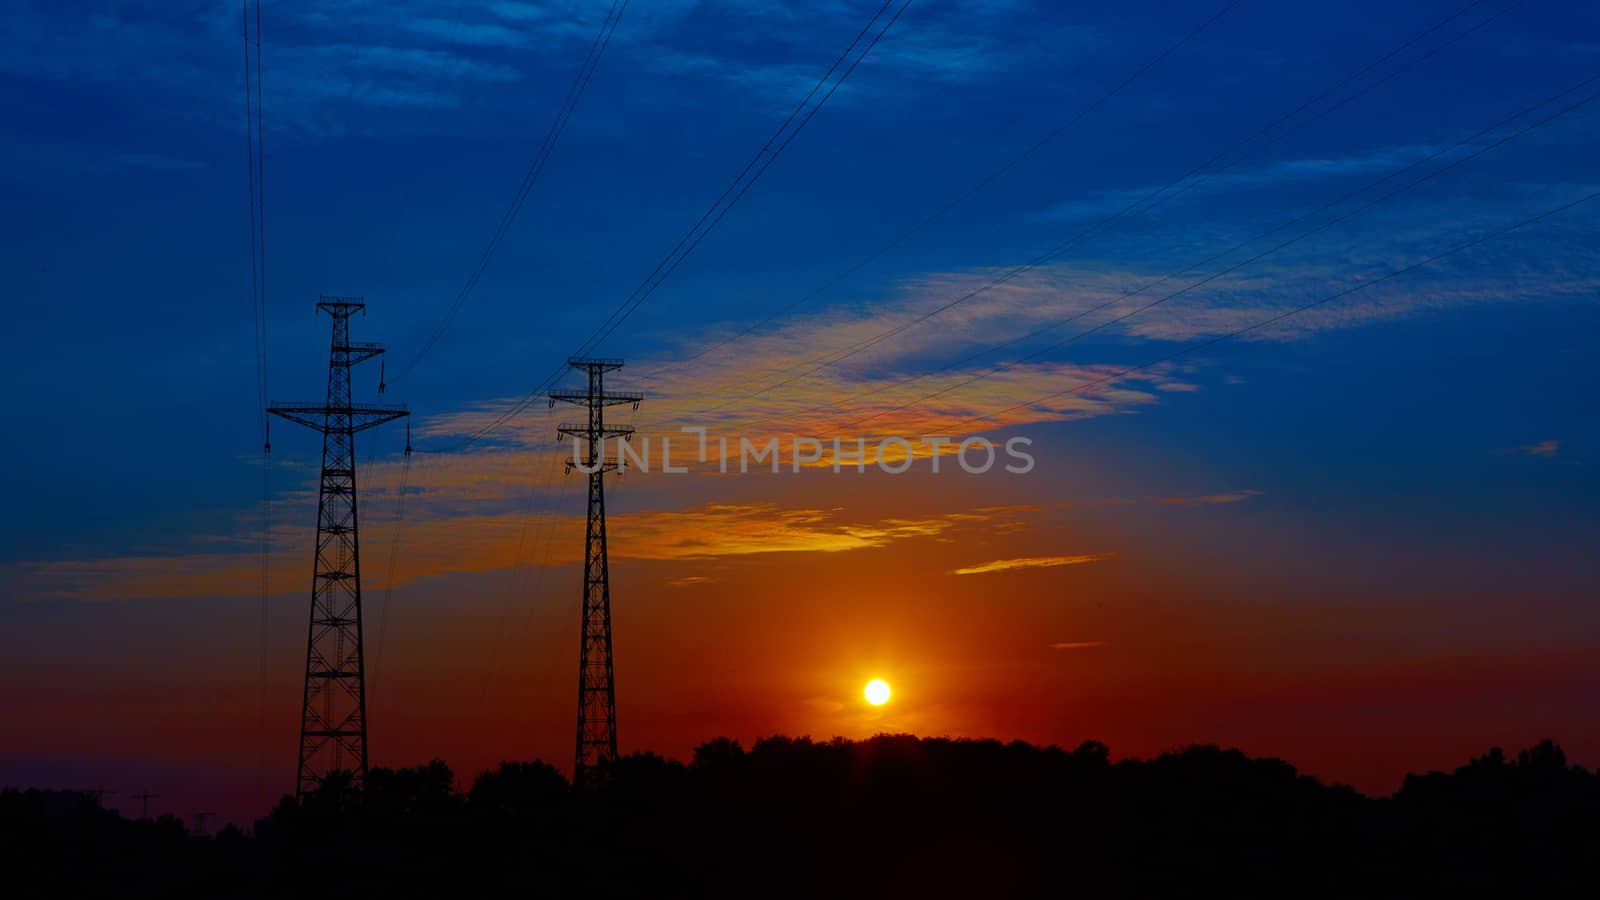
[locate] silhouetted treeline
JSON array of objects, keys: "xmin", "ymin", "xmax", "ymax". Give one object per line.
[{"xmin": 4, "ymin": 735, "xmax": 1597, "ymax": 898}]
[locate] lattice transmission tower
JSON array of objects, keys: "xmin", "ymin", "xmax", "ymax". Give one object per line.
[
  {"xmin": 269, "ymin": 296, "xmax": 408, "ymax": 798},
  {"xmin": 549, "ymin": 357, "xmax": 641, "ymax": 786}
]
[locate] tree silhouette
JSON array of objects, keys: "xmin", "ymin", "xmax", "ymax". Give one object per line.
[{"xmin": 4, "ymin": 736, "xmax": 1597, "ymax": 897}]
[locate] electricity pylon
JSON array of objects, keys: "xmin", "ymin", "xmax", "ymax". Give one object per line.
[
  {"xmin": 132, "ymin": 790, "xmax": 163, "ymax": 820},
  {"xmin": 549, "ymin": 357, "xmax": 640, "ymax": 786},
  {"xmin": 269, "ymin": 296, "xmax": 407, "ymax": 798}
]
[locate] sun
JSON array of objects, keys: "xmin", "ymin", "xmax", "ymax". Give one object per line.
[{"xmin": 864, "ymin": 678, "xmax": 891, "ymax": 706}]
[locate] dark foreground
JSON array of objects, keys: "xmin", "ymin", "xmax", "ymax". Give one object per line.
[{"xmin": 3, "ymin": 735, "xmax": 1597, "ymax": 898}]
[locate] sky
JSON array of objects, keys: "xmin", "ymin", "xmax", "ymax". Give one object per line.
[{"xmin": 2, "ymin": 0, "xmax": 1598, "ymax": 826}]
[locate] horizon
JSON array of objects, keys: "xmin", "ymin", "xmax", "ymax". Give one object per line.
[{"xmin": 10, "ymin": 729, "xmax": 1585, "ymax": 828}]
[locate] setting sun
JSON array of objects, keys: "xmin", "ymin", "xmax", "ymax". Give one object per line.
[{"xmin": 864, "ymin": 679, "xmax": 891, "ymax": 706}]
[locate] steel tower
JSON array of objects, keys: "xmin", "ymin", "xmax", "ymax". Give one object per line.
[
  {"xmin": 549, "ymin": 357, "xmax": 640, "ymax": 786},
  {"xmin": 269, "ymin": 296, "xmax": 407, "ymax": 798}
]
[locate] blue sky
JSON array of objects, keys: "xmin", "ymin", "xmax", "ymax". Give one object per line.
[{"xmin": 2, "ymin": 0, "xmax": 1598, "ymax": 822}]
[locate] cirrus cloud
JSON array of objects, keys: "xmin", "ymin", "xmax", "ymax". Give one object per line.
[{"xmin": 950, "ymin": 553, "xmax": 1112, "ymax": 576}]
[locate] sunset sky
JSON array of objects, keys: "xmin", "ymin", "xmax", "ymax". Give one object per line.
[{"xmin": 2, "ymin": 0, "xmax": 1598, "ymax": 825}]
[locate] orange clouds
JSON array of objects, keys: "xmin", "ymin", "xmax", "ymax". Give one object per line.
[
  {"xmin": 17, "ymin": 553, "xmax": 275, "ymax": 602},
  {"xmin": 950, "ymin": 553, "xmax": 1113, "ymax": 576},
  {"xmin": 410, "ymin": 267, "xmax": 1205, "ymax": 458},
  {"xmin": 612, "ymin": 502, "xmax": 1038, "ymax": 561},
  {"xmin": 418, "ymin": 359, "xmax": 1174, "ymax": 469},
  {"xmin": 613, "ymin": 502, "xmax": 963, "ymax": 559},
  {"xmin": 22, "ymin": 502, "xmax": 1042, "ymax": 601}
]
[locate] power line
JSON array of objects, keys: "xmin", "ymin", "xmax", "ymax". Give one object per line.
[
  {"xmin": 363, "ymin": 3, "xmax": 631, "ymax": 718},
  {"xmin": 459, "ymin": 0, "xmax": 912, "ymax": 447},
  {"xmin": 241, "ymin": 0, "xmax": 268, "ymax": 425},
  {"xmin": 253, "ymin": 0, "xmax": 266, "ymax": 406},
  {"xmin": 240, "ymin": 0, "xmax": 271, "ymax": 816},
  {"xmin": 241, "ymin": 0, "xmax": 268, "ymax": 428},
  {"xmin": 393, "ymin": 0, "xmax": 632, "ymax": 384},
  {"xmin": 506, "ymin": 456, "xmax": 588, "ymax": 745},
  {"xmin": 678, "ymin": 0, "xmax": 1504, "ymax": 415},
  {"xmin": 953, "ymin": 189, "xmax": 1600, "ymax": 434},
  {"xmin": 1100, "ymin": 0, "xmax": 1523, "ymax": 242},
  {"xmin": 479, "ymin": 421, "xmax": 558, "ymax": 702},
  {"xmin": 819, "ymin": 67, "xmax": 1600, "ymax": 434},
  {"xmin": 480, "ymin": 425, "xmax": 571, "ymax": 737},
  {"xmin": 716, "ymin": 66, "xmax": 1600, "ymax": 439},
  {"xmin": 256, "ymin": 430, "xmax": 271, "ymax": 813},
  {"xmin": 446, "ymin": 0, "xmax": 915, "ymax": 451},
  {"xmin": 577, "ymin": 0, "xmax": 913, "ymax": 356},
  {"xmin": 656, "ymin": 0, "xmax": 1246, "ymax": 374},
  {"xmin": 369, "ymin": 421, "xmax": 415, "ymax": 706},
  {"xmin": 670, "ymin": 0, "xmax": 1510, "ymax": 423}
]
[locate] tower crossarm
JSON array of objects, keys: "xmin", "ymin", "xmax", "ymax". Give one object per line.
[
  {"xmin": 336, "ymin": 341, "xmax": 386, "ymax": 365},
  {"xmin": 316, "ymin": 296, "xmax": 366, "ymax": 317},
  {"xmin": 548, "ymin": 389, "xmax": 643, "ymax": 409},
  {"xmin": 268, "ymin": 401, "xmax": 409, "ymax": 433},
  {"xmin": 556, "ymin": 423, "xmax": 635, "ymax": 440},
  {"xmin": 566, "ymin": 356, "xmax": 624, "ymax": 372}
]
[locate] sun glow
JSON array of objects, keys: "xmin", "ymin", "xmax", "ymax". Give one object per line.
[{"xmin": 864, "ymin": 679, "xmax": 891, "ymax": 706}]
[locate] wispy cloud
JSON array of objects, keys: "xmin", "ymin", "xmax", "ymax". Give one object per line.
[
  {"xmin": 49, "ymin": 182, "xmax": 1587, "ymax": 604},
  {"xmin": 1049, "ymin": 641, "xmax": 1106, "ymax": 650},
  {"xmin": 1157, "ymin": 489, "xmax": 1263, "ymax": 505},
  {"xmin": 422, "ymin": 265, "xmax": 1197, "ymax": 454},
  {"xmin": 0, "ymin": 0, "xmax": 1072, "ymax": 141},
  {"xmin": 434, "ymin": 214, "xmax": 1600, "ymax": 463},
  {"xmin": 1031, "ymin": 144, "xmax": 1444, "ymax": 223},
  {"xmin": 951, "ymin": 553, "xmax": 1112, "ymax": 576},
  {"xmin": 620, "ymin": 503, "xmax": 1021, "ymax": 560},
  {"xmin": 1506, "ymin": 439, "xmax": 1562, "ymax": 458},
  {"xmin": 804, "ymin": 696, "xmax": 846, "ymax": 714},
  {"xmin": 20, "ymin": 502, "xmax": 1035, "ymax": 601},
  {"xmin": 1059, "ymin": 491, "xmax": 1260, "ymax": 508}
]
